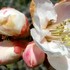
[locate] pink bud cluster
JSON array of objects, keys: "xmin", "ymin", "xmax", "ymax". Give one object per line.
[{"xmin": 0, "ymin": 8, "xmax": 45, "ymax": 67}]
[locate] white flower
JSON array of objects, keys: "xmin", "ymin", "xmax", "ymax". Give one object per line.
[{"xmin": 30, "ymin": 0, "xmax": 70, "ymax": 70}]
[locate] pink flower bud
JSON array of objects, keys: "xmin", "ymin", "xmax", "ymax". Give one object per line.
[
  {"xmin": 0, "ymin": 8, "xmax": 29, "ymax": 37},
  {"xmin": 0, "ymin": 40, "xmax": 28, "ymax": 65},
  {"xmin": 22, "ymin": 41, "xmax": 45, "ymax": 67}
]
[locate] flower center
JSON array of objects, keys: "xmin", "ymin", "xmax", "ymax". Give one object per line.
[{"xmin": 48, "ymin": 19, "xmax": 70, "ymax": 46}]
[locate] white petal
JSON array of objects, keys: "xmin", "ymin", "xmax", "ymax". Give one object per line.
[
  {"xmin": 55, "ymin": 2, "xmax": 70, "ymax": 23},
  {"xmin": 33, "ymin": 0, "xmax": 57, "ymax": 30},
  {"xmin": 31, "ymin": 28, "xmax": 68, "ymax": 56},
  {"xmin": 0, "ymin": 40, "xmax": 20, "ymax": 64},
  {"xmin": 48, "ymin": 55, "xmax": 70, "ymax": 70}
]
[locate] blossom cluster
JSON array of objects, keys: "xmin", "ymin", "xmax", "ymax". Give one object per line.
[{"xmin": 0, "ymin": 0, "xmax": 70, "ymax": 70}]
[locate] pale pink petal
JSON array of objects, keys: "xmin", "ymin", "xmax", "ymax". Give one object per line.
[
  {"xmin": 55, "ymin": 2, "xmax": 70, "ymax": 23},
  {"xmin": 22, "ymin": 41, "xmax": 45, "ymax": 67}
]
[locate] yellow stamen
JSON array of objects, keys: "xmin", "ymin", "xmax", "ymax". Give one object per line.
[{"xmin": 47, "ymin": 19, "xmax": 70, "ymax": 46}]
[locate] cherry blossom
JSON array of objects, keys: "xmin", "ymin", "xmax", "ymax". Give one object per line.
[{"xmin": 30, "ymin": 0, "xmax": 70, "ymax": 70}]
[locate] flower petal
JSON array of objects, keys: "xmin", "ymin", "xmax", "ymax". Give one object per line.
[
  {"xmin": 48, "ymin": 55, "xmax": 70, "ymax": 70},
  {"xmin": 30, "ymin": 0, "xmax": 57, "ymax": 32},
  {"xmin": 31, "ymin": 28, "xmax": 68, "ymax": 56},
  {"xmin": 0, "ymin": 40, "xmax": 20, "ymax": 64},
  {"xmin": 0, "ymin": 40, "xmax": 28, "ymax": 65},
  {"xmin": 0, "ymin": 8, "xmax": 29, "ymax": 37},
  {"xmin": 22, "ymin": 41, "xmax": 45, "ymax": 67},
  {"xmin": 55, "ymin": 2, "xmax": 70, "ymax": 23}
]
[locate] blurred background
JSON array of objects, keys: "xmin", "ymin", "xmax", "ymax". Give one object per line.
[{"xmin": 0, "ymin": 0, "xmax": 59, "ymax": 70}]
